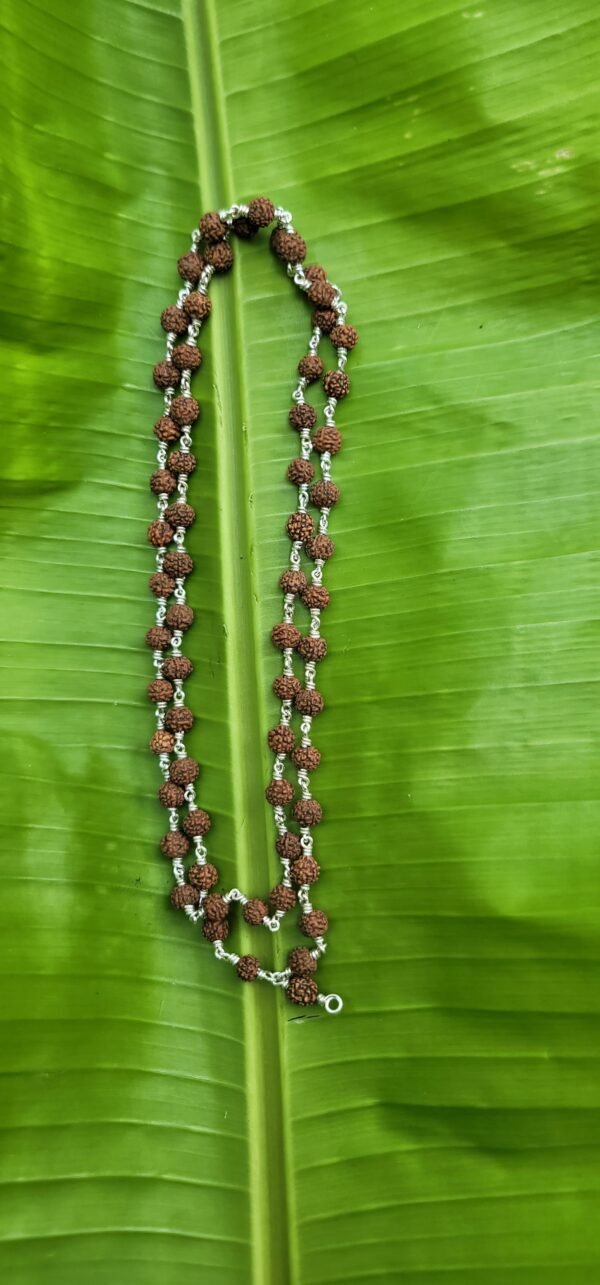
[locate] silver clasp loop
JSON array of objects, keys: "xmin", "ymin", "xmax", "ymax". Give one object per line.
[{"xmin": 321, "ymin": 993, "xmax": 343, "ymax": 1015}]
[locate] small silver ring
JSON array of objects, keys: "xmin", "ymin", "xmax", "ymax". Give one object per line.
[{"xmin": 323, "ymin": 993, "xmax": 343, "ymax": 1015}]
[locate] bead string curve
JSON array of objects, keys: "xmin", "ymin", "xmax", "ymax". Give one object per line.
[{"xmin": 146, "ymin": 198, "xmax": 358, "ymax": 1013}]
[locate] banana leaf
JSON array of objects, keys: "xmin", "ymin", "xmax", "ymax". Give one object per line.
[{"xmin": 1, "ymin": 0, "xmax": 599, "ymax": 1281}]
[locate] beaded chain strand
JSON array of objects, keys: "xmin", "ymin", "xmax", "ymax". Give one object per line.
[{"xmin": 146, "ymin": 198, "xmax": 358, "ymax": 1014}]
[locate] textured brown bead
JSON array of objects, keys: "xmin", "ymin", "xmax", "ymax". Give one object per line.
[
  {"xmin": 305, "ymin": 534, "xmax": 335, "ymax": 561},
  {"xmin": 165, "ymin": 706, "xmax": 194, "ymax": 733},
  {"xmin": 300, "ymin": 909, "xmax": 329, "ymax": 938},
  {"xmin": 311, "ymin": 307, "xmax": 337, "ymax": 333},
  {"xmin": 279, "ymin": 569, "xmax": 307, "ymax": 595},
  {"xmin": 294, "ymin": 688, "xmax": 325, "ymax": 716},
  {"xmin": 150, "ymin": 730, "xmax": 175, "ymax": 754},
  {"xmin": 153, "ymin": 361, "xmax": 180, "ymax": 390},
  {"xmin": 147, "ymin": 520, "xmax": 174, "ymax": 548},
  {"xmin": 165, "ymin": 502, "xmax": 195, "ymax": 529},
  {"xmin": 163, "ymin": 551, "xmax": 194, "ymax": 578},
  {"xmin": 232, "ymin": 216, "xmax": 258, "ymax": 240},
  {"xmin": 189, "ymin": 861, "xmax": 218, "ymax": 889},
  {"xmin": 165, "ymin": 603, "xmax": 194, "ymax": 631},
  {"xmin": 330, "ymin": 323, "xmax": 359, "ymax": 350},
  {"xmin": 169, "ymin": 757, "xmax": 200, "ymax": 786},
  {"xmin": 147, "ymin": 678, "xmax": 174, "ymax": 704},
  {"xmin": 323, "ymin": 370, "xmax": 350, "ymax": 399},
  {"xmin": 305, "ymin": 264, "xmax": 327, "ymax": 283},
  {"xmin": 150, "ymin": 469, "xmax": 177, "ymax": 496},
  {"xmin": 294, "ymin": 798, "xmax": 323, "ymax": 826},
  {"xmin": 270, "ymin": 228, "xmax": 307, "ymax": 263},
  {"xmin": 204, "ymin": 893, "xmax": 229, "ymax": 920},
  {"xmin": 291, "ymin": 744, "xmax": 321, "ymax": 772},
  {"xmin": 170, "ymin": 883, "xmax": 200, "ymax": 908},
  {"xmin": 200, "ymin": 210, "xmax": 228, "ymax": 242},
  {"xmin": 205, "ymin": 240, "xmax": 234, "ymax": 272},
  {"xmin": 276, "ymin": 831, "xmax": 303, "ymax": 860},
  {"xmin": 243, "ymin": 898, "xmax": 268, "ymax": 925},
  {"xmin": 159, "ymin": 781, "xmax": 186, "ymax": 808},
  {"xmin": 145, "ymin": 626, "xmax": 172, "ymax": 650},
  {"xmin": 271, "ymin": 623, "xmax": 301, "ymax": 651},
  {"xmin": 287, "ymin": 458, "xmax": 315, "ymax": 485},
  {"xmin": 236, "ymin": 954, "xmax": 261, "ymax": 981},
  {"xmin": 297, "ymin": 635, "xmax": 327, "ymax": 662},
  {"xmin": 160, "ymin": 831, "xmax": 190, "ymax": 859},
  {"xmin": 290, "ymin": 855, "xmax": 320, "ymax": 886},
  {"xmin": 178, "ymin": 251, "xmax": 204, "ymax": 283},
  {"xmin": 172, "ymin": 343, "xmax": 202, "ymax": 371},
  {"xmin": 273, "ymin": 674, "xmax": 301, "ymax": 701},
  {"xmin": 161, "ymin": 306, "xmax": 188, "ymax": 335},
  {"xmin": 301, "ymin": 584, "xmax": 330, "ymax": 610},
  {"xmin": 287, "ymin": 975, "xmax": 319, "ymax": 1006},
  {"xmin": 202, "ymin": 917, "xmax": 229, "ymax": 942},
  {"xmin": 265, "ymin": 778, "xmax": 294, "ymax": 806},
  {"xmin": 163, "ymin": 654, "xmax": 194, "ymax": 681},
  {"xmin": 298, "ymin": 354, "xmax": 324, "ymax": 383},
  {"xmin": 310, "ymin": 481, "xmax": 340, "ymax": 509},
  {"xmin": 168, "ymin": 450, "xmax": 197, "ymax": 474},
  {"xmin": 183, "ymin": 808, "xmax": 212, "ymax": 837},
  {"xmin": 183, "ymin": 291, "xmax": 212, "ymax": 321},
  {"xmin": 286, "ymin": 512, "xmax": 314, "ymax": 542},
  {"xmin": 248, "ymin": 196, "xmax": 275, "ymax": 226},
  {"xmin": 312, "ymin": 426, "xmax": 342, "ymax": 455},
  {"xmin": 288, "ymin": 945, "xmax": 317, "ymax": 975},
  {"xmin": 308, "ymin": 280, "xmax": 336, "ymax": 306},
  {"xmin": 267, "ymin": 725, "xmax": 295, "ymax": 754},
  {"xmin": 149, "ymin": 571, "xmax": 176, "ymax": 598},
  {"xmin": 154, "ymin": 416, "xmax": 181, "ymax": 443},
  {"xmin": 170, "ymin": 394, "xmax": 200, "ymax": 425},
  {"xmin": 288, "ymin": 403, "xmax": 317, "ymax": 431},
  {"xmin": 269, "ymin": 884, "xmax": 297, "ymax": 912}
]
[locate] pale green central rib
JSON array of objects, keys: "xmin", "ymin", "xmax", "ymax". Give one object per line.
[{"xmin": 181, "ymin": 3, "xmax": 291, "ymax": 1282}]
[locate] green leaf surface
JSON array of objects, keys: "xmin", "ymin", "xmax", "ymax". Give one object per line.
[{"xmin": 1, "ymin": 1, "xmax": 599, "ymax": 1282}]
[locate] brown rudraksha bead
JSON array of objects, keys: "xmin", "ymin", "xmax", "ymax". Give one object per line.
[
  {"xmin": 177, "ymin": 251, "xmax": 204, "ymax": 283},
  {"xmin": 288, "ymin": 946, "xmax": 317, "ymax": 975},
  {"xmin": 293, "ymin": 798, "xmax": 323, "ymax": 826},
  {"xmin": 297, "ymin": 636, "xmax": 327, "ymax": 662},
  {"xmin": 153, "ymin": 361, "xmax": 180, "ymax": 389},
  {"xmin": 291, "ymin": 745, "xmax": 321, "ymax": 772},
  {"xmin": 200, "ymin": 210, "xmax": 228, "ymax": 242},
  {"xmin": 145, "ymin": 626, "xmax": 172, "ymax": 650},
  {"xmin": 165, "ymin": 604, "xmax": 194, "ymax": 631},
  {"xmin": 265, "ymin": 779, "xmax": 294, "ymax": 806},
  {"xmin": 276, "ymin": 831, "xmax": 302, "ymax": 860},
  {"xmin": 271, "ymin": 623, "xmax": 301, "ymax": 651},
  {"xmin": 189, "ymin": 861, "xmax": 218, "ymax": 889},
  {"xmin": 159, "ymin": 781, "xmax": 185, "ymax": 808},
  {"xmin": 294, "ymin": 688, "xmax": 325, "ymax": 716},
  {"xmin": 330, "ymin": 323, "xmax": 359, "ymax": 349},
  {"xmin": 243, "ymin": 898, "xmax": 268, "ymax": 925},
  {"xmin": 161, "ymin": 306, "xmax": 188, "ymax": 335},
  {"xmin": 205, "ymin": 240, "xmax": 234, "ymax": 272},
  {"xmin": 183, "ymin": 291, "xmax": 212, "ymax": 321},
  {"xmin": 163, "ymin": 654, "xmax": 194, "ymax": 680},
  {"xmin": 310, "ymin": 481, "xmax": 340, "ymax": 508},
  {"xmin": 154, "ymin": 416, "xmax": 181, "ymax": 443},
  {"xmin": 204, "ymin": 893, "xmax": 229, "ymax": 920},
  {"xmin": 267, "ymin": 725, "xmax": 295, "ymax": 754},
  {"xmin": 273, "ymin": 674, "xmax": 301, "ymax": 700},
  {"xmin": 147, "ymin": 678, "xmax": 174, "ymax": 704},
  {"xmin": 150, "ymin": 730, "xmax": 175, "ymax": 754},
  {"xmin": 300, "ymin": 909, "xmax": 329, "ymax": 938},
  {"xmin": 269, "ymin": 884, "xmax": 297, "ymax": 912},
  {"xmin": 307, "ymin": 280, "xmax": 336, "ymax": 306},
  {"xmin": 202, "ymin": 917, "xmax": 229, "ymax": 941},
  {"xmin": 172, "ymin": 344, "xmax": 202, "ymax": 371},
  {"xmin": 301, "ymin": 584, "xmax": 330, "ymax": 610},
  {"xmin": 305, "ymin": 264, "xmax": 327, "ymax": 282},
  {"xmin": 170, "ymin": 394, "xmax": 200, "ymax": 425},
  {"xmin": 232, "ymin": 216, "xmax": 258, "ymax": 240},
  {"xmin": 147, "ymin": 520, "xmax": 174, "ymax": 548},
  {"xmin": 163, "ymin": 551, "xmax": 194, "ymax": 578},
  {"xmin": 149, "ymin": 571, "xmax": 176, "ymax": 598},
  {"xmin": 279, "ymin": 570, "xmax": 307, "ymax": 595},
  {"xmin": 183, "ymin": 808, "xmax": 212, "ymax": 837},
  {"xmin": 290, "ymin": 855, "xmax": 320, "ymax": 886},
  {"xmin": 168, "ymin": 450, "xmax": 197, "ymax": 474},
  {"xmin": 169, "ymin": 757, "xmax": 200, "ymax": 786},
  {"xmin": 248, "ymin": 196, "xmax": 275, "ymax": 226},
  {"xmin": 160, "ymin": 831, "xmax": 190, "ymax": 859},
  {"xmin": 298, "ymin": 354, "xmax": 324, "ymax": 382},
  {"xmin": 312, "ymin": 426, "xmax": 342, "ymax": 455},
  {"xmin": 164, "ymin": 502, "xmax": 195, "ymax": 529},
  {"xmin": 236, "ymin": 954, "xmax": 261, "ymax": 981},
  {"xmin": 287, "ymin": 458, "xmax": 315, "ymax": 485},
  {"xmin": 323, "ymin": 370, "xmax": 349, "ymax": 399},
  {"xmin": 150, "ymin": 469, "xmax": 177, "ymax": 495},
  {"xmin": 305, "ymin": 534, "xmax": 335, "ymax": 561},
  {"xmin": 288, "ymin": 403, "xmax": 317, "ymax": 431},
  {"xmin": 287, "ymin": 975, "xmax": 319, "ymax": 1006},
  {"xmin": 270, "ymin": 228, "xmax": 307, "ymax": 263},
  {"xmin": 170, "ymin": 883, "xmax": 200, "ymax": 908},
  {"xmin": 311, "ymin": 308, "xmax": 337, "ymax": 333},
  {"xmin": 286, "ymin": 512, "xmax": 314, "ymax": 541},
  {"xmin": 165, "ymin": 706, "xmax": 194, "ymax": 733}
]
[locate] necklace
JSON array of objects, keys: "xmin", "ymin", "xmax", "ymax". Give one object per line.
[{"xmin": 146, "ymin": 198, "xmax": 358, "ymax": 1015}]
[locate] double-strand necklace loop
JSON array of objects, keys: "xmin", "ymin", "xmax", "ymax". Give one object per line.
[{"xmin": 146, "ymin": 198, "xmax": 358, "ymax": 1014}]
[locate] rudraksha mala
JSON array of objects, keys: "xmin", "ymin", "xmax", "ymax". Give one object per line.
[{"xmin": 147, "ymin": 198, "xmax": 358, "ymax": 1014}]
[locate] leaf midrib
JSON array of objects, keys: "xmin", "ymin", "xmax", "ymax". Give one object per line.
[{"xmin": 181, "ymin": 3, "xmax": 293, "ymax": 1284}]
